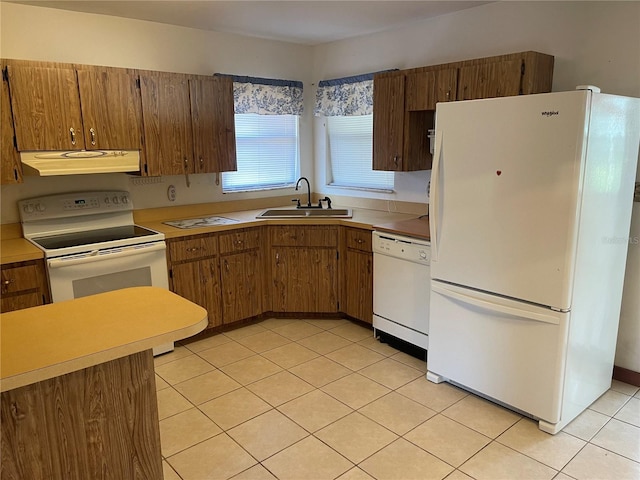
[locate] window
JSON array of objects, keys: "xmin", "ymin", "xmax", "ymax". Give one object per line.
[
  {"xmin": 326, "ymin": 115, "xmax": 393, "ymax": 191},
  {"xmin": 222, "ymin": 114, "xmax": 299, "ymax": 192}
]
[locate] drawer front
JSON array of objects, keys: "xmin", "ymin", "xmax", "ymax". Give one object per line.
[
  {"xmin": 169, "ymin": 235, "xmax": 217, "ymax": 262},
  {"xmin": 346, "ymin": 228, "xmax": 372, "ymax": 252},
  {"xmin": 219, "ymin": 228, "xmax": 261, "ymax": 254},
  {"xmin": 270, "ymin": 226, "xmax": 338, "ymax": 247},
  {"xmin": 1, "ymin": 264, "xmax": 40, "ymax": 294}
]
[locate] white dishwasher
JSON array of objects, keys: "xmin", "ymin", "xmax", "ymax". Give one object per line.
[{"xmin": 373, "ymin": 231, "xmax": 431, "ymax": 349}]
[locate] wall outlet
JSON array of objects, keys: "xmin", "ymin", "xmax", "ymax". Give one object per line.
[
  {"xmin": 635, "ymin": 182, "xmax": 640, "ymax": 202},
  {"xmin": 167, "ymin": 185, "xmax": 177, "ymax": 202}
]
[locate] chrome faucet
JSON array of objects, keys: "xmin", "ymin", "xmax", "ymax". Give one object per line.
[{"xmin": 295, "ymin": 176, "xmax": 312, "ymax": 208}]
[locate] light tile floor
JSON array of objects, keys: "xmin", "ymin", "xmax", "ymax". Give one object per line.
[{"xmin": 155, "ymin": 318, "xmax": 640, "ymax": 480}]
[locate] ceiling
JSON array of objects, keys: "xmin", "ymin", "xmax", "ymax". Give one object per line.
[{"xmin": 6, "ymin": 1, "xmax": 491, "ymax": 45}]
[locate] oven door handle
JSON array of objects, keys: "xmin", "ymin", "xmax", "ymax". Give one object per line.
[{"xmin": 47, "ymin": 242, "xmax": 166, "ymax": 268}]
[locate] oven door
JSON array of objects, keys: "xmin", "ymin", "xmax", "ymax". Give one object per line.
[{"xmin": 46, "ymin": 241, "xmax": 172, "ymax": 355}]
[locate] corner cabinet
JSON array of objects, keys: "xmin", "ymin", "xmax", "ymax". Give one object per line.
[
  {"xmin": 0, "ymin": 260, "xmax": 49, "ymax": 313},
  {"xmin": 269, "ymin": 226, "xmax": 339, "ymax": 313},
  {"xmin": 341, "ymin": 228, "xmax": 373, "ymax": 324},
  {"xmin": 167, "ymin": 235, "xmax": 223, "ymax": 330},
  {"xmin": 373, "ymin": 51, "xmax": 554, "ymax": 172}
]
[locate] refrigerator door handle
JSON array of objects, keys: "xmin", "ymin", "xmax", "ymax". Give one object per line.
[
  {"xmin": 432, "ymin": 282, "xmax": 561, "ymax": 325},
  {"xmin": 430, "ymin": 131, "xmax": 444, "ymax": 261}
]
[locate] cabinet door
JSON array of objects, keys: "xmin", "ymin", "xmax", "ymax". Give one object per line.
[
  {"xmin": 271, "ymin": 247, "xmax": 337, "ymax": 312},
  {"xmin": 373, "ymin": 75, "xmax": 405, "ymax": 171},
  {"xmin": 405, "ymin": 71, "xmax": 435, "ymax": 111},
  {"xmin": 457, "ymin": 60, "xmax": 522, "ymax": 100},
  {"xmin": 8, "ymin": 65, "xmax": 85, "ymax": 150},
  {"xmin": 221, "ymin": 250, "xmax": 262, "ymax": 324},
  {"xmin": 171, "ymin": 259, "xmax": 222, "ymax": 329},
  {"xmin": 344, "ymin": 250, "xmax": 373, "ymax": 324},
  {"xmin": 77, "ymin": 70, "xmax": 143, "ymax": 150},
  {"xmin": 140, "ymin": 74, "xmax": 194, "ymax": 176},
  {"xmin": 435, "ymin": 68, "xmax": 458, "ymax": 103},
  {"xmin": 0, "ymin": 260, "xmax": 48, "ymax": 313},
  {"xmin": 190, "ymin": 76, "xmax": 237, "ymax": 173},
  {"xmin": 1, "ymin": 69, "xmax": 21, "ymax": 184}
]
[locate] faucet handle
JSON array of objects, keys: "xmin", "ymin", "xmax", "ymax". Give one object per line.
[
  {"xmin": 319, "ymin": 196, "xmax": 332, "ymax": 209},
  {"xmin": 292, "ymin": 198, "xmax": 301, "ymax": 208}
]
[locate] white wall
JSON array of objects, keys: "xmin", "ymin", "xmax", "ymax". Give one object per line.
[
  {"xmin": 311, "ymin": 0, "xmax": 640, "ymax": 373},
  {"xmin": 2, "ymin": 1, "xmax": 639, "ymax": 373},
  {"xmin": 0, "ymin": 2, "xmax": 315, "ymax": 222}
]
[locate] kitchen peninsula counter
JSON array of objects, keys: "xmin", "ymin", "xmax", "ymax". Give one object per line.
[{"xmin": 1, "ymin": 287, "xmax": 207, "ymax": 479}]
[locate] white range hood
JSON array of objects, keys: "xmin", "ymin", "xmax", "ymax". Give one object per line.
[{"xmin": 20, "ymin": 150, "xmax": 140, "ymax": 176}]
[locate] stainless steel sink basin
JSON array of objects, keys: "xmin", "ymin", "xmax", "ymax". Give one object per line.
[{"xmin": 256, "ymin": 208, "xmax": 352, "ymax": 219}]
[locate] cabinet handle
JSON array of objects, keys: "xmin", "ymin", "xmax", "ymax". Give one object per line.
[
  {"xmin": 199, "ymin": 157, "xmax": 204, "ymax": 169},
  {"xmin": 69, "ymin": 127, "xmax": 76, "ymax": 146},
  {"xmin": 89, "ymin": 127, "xmax": 96, "ymax": 146},
  {"xmin": 186, "ymin": 247, "xmax": 201, "ymax": 253},
  {"xmin": 224, "ymin": 259, "xmax": 229, "ymax": 271},
  {"xmin": 183, "ymin": 157, "xmax": 191, "ymax": 187},
  {"xmin": 3, "ymin": 279, "xmax": 14, "ymax": 286},
  {"xmin": 446, "ymin": 90, "xmax": 451, "ymax": 100},
  {"xmin": 356, "ymin": 239, "xmax": 364, "ymax": 244},
  {"xmin": 235, "ymin": 239, "xmax": 244, "ymax": 245},
  {"xmin": 393, "ymin": 156, "xmax": 399, "ymax": 166},
  {"xmin": 275, "ymin": 253, "xmax": 280, "ymax": 265}
]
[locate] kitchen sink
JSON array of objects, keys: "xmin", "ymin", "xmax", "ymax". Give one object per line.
[{"xmin": 256, "ymin": 208, "xmax": 352, "ymax": 219}]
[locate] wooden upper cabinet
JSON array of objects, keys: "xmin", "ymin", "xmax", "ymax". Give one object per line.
[
  {"xmin": 435, "ymin": 68, "xmax": 458, "ymax": 103},
  {"xmin": 405, "ymin": 71, "xmax": 435, "ymax": 111},
  {"xmin": 189, "ymin": 76, "xmax": 237, "ymax": 173},
  {"xmin": 140, "ymin": 73, "xmax": 194, "ymax": 176},
  {"xmin": 373, "ymin": 75, "xmax": 405, "ymax": 171},
  {"xmin": 1, "ymin": 68, "xmax": 22, "ymax": 184},
  {"xmin": 76, "ymin": 70, "xmax": 143, "ymax": 150},
  {"xmin": 457, "ymin": 60, "xmax": 522, "ymax": 101},
  {"xmin": 8, "ymin": 65, "xmax": 85, "ymax": 151}
]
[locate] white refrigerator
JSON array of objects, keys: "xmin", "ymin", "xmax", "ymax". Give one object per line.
[{"xmin": 426, "ymin": 87, "xmax": 640, "ymax": 434}]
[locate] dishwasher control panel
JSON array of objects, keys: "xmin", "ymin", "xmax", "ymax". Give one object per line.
[{"xmin": 373, "ymin": 231, "xmax": 431, "ymax": 265}]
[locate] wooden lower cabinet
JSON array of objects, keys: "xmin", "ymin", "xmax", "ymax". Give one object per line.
[
  {"xmin": 219, "ymin": 228, "xmax": 263, "ymax": 325},
  {"xmin": 1, "ymin": 351, "xmax": 162, "ymax": 480},
  {"xmin": 342, "ymin": 228, "xmax": 373, "ymax": 324},
  {"xmin": 171, "ymin": 258, "xmax": 222, "ymax": 329},
  {"xmin": 0, "ymin": 260, "xmax": 49, "ymax": 313},
  {"xmin": 269, "ymin": 225, "xmax": 339, "ymax": 313},
  {"xmin": 167, "ymin": 225, "xmax": 377, "ymax": 323},
  {"xmin": 168, "ymin": 234, "xmax": 223, "ymax": 330}
]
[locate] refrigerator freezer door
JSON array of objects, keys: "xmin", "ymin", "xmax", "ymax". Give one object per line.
[
  {"xmin": 428, "ymin": 281, "xmax": 569, "ymax": 424},
  {"xmin": 430, "ymin": 91, "xmax": 591, "ymax": 310}
]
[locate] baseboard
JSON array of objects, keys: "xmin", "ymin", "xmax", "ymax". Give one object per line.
[{"xmin": 613, "ymin": 365, "xmax": 640, "ymax": 387}]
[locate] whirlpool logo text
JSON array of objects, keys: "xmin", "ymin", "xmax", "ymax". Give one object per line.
[{"xmin": 541, "ymin": 111, "xmax": 559, "ymax": 117}]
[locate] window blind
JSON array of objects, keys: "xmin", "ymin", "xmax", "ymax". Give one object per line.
[
  {"xmin": 222, "ymin": 114, "xmax": 299, "ymax": 192},
  {"xmin": 326, "ymin": 115, "xmax": 393, "ymax": 191}
]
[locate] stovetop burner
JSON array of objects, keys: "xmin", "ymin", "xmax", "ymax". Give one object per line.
[{"xmin": 32, "ymin": 225, "xmax": 159, "ymax": 250}]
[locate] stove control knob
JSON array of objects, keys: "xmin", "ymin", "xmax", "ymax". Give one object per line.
[
  {"xmin": 121, "ymin": 195, "xmax": 129, "ymax": 204},
  {"xmin": 112, "ymin": 196, "xmax": 120, "ymax": 204},
  {"xmin": 419, "ymin": 251, "xmax": 427, "ymax": 260},
  {"xmin": 24, "ymin": 204, "xmax": 34, "ymax": 214},
  {"xmin": 35, "ymin": 203, "xmax": 45, "ymax": 212},
  {"xmin": 104, "ymin": 197, "xmax": 110, "ymax": 204}
]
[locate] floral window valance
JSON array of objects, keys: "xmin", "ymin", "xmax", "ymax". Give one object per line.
[
  {"xmin": 314, "ymin": 69, "xmax": 397, "ymax": 117},
  {"xmin": 214, "ymin": 74, "xmax": 304, "ymax": 115}
]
